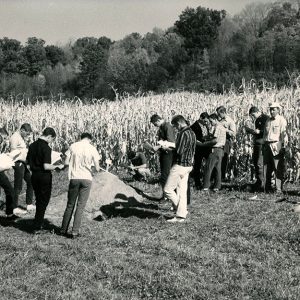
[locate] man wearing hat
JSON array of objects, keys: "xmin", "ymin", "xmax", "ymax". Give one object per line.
[{"xmin": 263, "ymin": 102, "xmax": 288, "ymax": 194}]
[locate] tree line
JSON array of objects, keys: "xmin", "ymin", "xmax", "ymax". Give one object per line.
[{"xmin": 0, "ymin": 0, "xmax": 300, "ymax": 100}]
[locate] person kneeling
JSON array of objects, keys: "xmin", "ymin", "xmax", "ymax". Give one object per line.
[
  {"xmin": 60, "ymin": 133, "xmax": 100, "ymax": 238},
  {"xmin": 128, "ymin": 148, "xmax": 151, "ymax": 181}
]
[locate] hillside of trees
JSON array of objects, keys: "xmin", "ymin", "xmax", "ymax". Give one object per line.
[{"xmin": 1, "ymin": 0, "xmax": 300, "ymax": 100}]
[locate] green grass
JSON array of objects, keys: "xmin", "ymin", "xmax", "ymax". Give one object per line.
[{"xmin": 0, "ymin": 173, "xmax": 300, "ymax": 300}]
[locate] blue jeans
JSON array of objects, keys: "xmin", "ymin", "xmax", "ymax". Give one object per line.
[{"xmin": 61, "ymin": 179, "xmax": 92, "ymax": 235}]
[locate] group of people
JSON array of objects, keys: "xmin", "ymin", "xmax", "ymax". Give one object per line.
[
  {"xmin": 0, "ymin": 126, "xmax": 100, "ymax": 237},
  {"xmin": 140, "ymin": 102, "xmax": 291, "ymax": 222},
  {"xmin": 0, "ymin": 101, "xmax": 295, "ymax": 230}
]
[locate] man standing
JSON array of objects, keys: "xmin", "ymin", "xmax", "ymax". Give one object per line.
[
  {"xmin": 10, "ymin": 123, "xmax": 35, "ymax": 214},
  {"xmin": 150, "ymin": 114, "xmax": 176, "ymax": 196},
  {"xmin": 164, "ymin": 115, "xmax": 196, "ymax": 223},
  {"xmin": 202, "ymin": 114, "xmax": 227, "ymax": 192},
  {"xmin": 60, "ymin": 133, "xmax": 100, "ymax": 238},
  {"xmin": 245, "ymin": 107, "xmax": 269, "ymax": 191},
  {"xmin": 27, "ymin": 127, "xmax": 64, "ymax": 233},
  {"xmin": 216, "ymin": 106, "xmax": 236, "ymax": 181},
  {"xmin": 190, "ymin": 112, "xmax": 211, "ymax": 189},
  {"xmin": 0, "ymin": 128, "xmax": 14, "ymax": 219},
  {"xmin": 263, "ymin": 102, "xmax": 288, "ymax": 194}
]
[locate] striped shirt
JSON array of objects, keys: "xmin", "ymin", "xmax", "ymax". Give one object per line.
[{"xmin": 174, "ymin": 127, "xmax": 196, "ymax": 167}]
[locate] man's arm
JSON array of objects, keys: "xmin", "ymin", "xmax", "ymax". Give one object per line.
[
  {"xmin": 130, "ymin": 163, "xmax": 147, "ymax": 170},
  {"xmin": 279, "ymin": 118, "xmax": 288, "ymax": 146},
  {"xmin": 197, "ymin": 138, "xmax": 217, "ymax": 147},
  {"xmin": 226, "ymin": 118, "xmax": 236, "ymax": 137},
  {"xmin": 93, "ymin": 157, "xmax": 100, "ymax": 172}
]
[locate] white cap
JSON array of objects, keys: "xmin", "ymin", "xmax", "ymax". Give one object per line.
[{"xmin": 269, "ymin": 102, "xmax": 281, "ymax": 109}]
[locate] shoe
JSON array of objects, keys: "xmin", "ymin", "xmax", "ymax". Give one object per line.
[
  {"xmin": 6, "ymin": 214, "xmax": 19, "ymax": 220},
  {"xmin": 70, "ymin": 233, "xmax": 81, "ymax": 239},
  {"xmin": 166, "ymin": 217, "xmax": 186, "ymax": 223},
  {"xmin": 33, "ymin": 229, "xmax": 48, "ymax": 235},
  {"xmin": 27, "ymin": 204, "xmax": 36, "ymax": 211},
  {"xmin": 213, "ymin": 188, "xmax": 219, "ymax": 193},
  {"xmin": 13, "ymin": 207, "xmax": 28, "ymax": 215},
  {"xmin": 202, "ymin": 188, "xmax": 209, "ymax": 191}
]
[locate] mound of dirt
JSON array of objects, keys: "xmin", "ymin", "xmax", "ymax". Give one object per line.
[{"xmin": 45, "ymin": 171, "xmax": 143, "ymax": 220}]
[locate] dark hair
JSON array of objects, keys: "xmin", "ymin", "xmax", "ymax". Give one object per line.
[
  {"xmin": 81, "ymin": 132, "xmax": 93, "ymax": 140},
  {"xmin": 200, "ymin": 112, "xmax": 209, "ymax": 119},
  {"xmin": 20, "ymin": 123, "xmax": 32, "ymax": 132},
  {"xmin": 209, "ymin": 113, "xmax": 219, "ymax": 120},
  {"xmin": 0, "ymin": 127, "xmax": 8, "ymax": 136},
  {"xmin": 249, "ymin": 106, "xmax": 259, "ymax": 114},
  {"xmin": 42, "ymin": 127, "xmax": 56, "ymax": 138},
  {"xmin": 128, "ymin": 150, "xmax": 136, "ymax": 160},
  {"xmin": 150, "ymin": 114, "xmax": 162, "ymax": 123},
  {"xmin": 171, "ymin": 115, "xmax": 187, "ymax": 125},
  {"xmin": 216, "ymin": 106, "xmax": 226, "ymax": 114}
]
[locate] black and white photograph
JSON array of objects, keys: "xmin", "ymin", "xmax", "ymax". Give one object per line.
[{"xmin": 0, "ymin": 0, "xmax": 300, "ymax": 299}]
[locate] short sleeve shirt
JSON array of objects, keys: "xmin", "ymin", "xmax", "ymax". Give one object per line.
[
  {"xmin": 66, "ymin": 140, "xmax": 100, "ymax": 180},
  {"xmin": 27, "ymin": 139, "xmax": 52, "ymax": 173},
  {"xmin": 220, "ymin": 116, "xmax": 236, "ymax": 138},
  {"xmin": 213, "ymin": 123, "xmax": 227, "ymax": 148},
  {"xmin": 264, "ymin": 115, "xmax": 288, "ymax": 143}
]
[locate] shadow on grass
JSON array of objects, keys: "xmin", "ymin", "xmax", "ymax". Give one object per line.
[
  {"xmin": 96, "ymin": 193, "xmax": 160, "ymax": 220},
  {"xmin": 128, "ymin": 184, "xmax": 163, "ymax": 202},
  {"xmin": 0, "ymin": 216, "xmax": 60, "ymax": 234},
  {"xmin": 285, "ymin": 189, "xmax": 300, "ymax": 197}
]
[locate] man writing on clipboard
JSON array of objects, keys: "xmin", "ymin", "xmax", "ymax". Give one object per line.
[{"xmin": 149, "ymin": 114, "xmax": 176, "ymax": 199}]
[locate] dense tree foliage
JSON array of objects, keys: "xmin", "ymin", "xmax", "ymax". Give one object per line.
[{"xmin": 0, "ymin": 1, "xmax": 300, "ymax": 99}]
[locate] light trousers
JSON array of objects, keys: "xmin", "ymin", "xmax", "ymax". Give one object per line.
[{"xmin": 164, "ymin": 164, "xmax": 193, "ymax": 219}]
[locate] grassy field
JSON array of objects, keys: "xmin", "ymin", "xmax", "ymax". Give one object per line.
[{"xmin": 0, "ymin": 169, "xmax": 299, "ymax": 300}]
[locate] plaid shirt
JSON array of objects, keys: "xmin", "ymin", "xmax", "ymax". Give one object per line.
[{"xmin": 175, "ymin": 127, "xmax": 196, "ymax": 167}]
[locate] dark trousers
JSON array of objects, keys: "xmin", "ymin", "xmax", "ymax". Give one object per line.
[
  {"xmin": 203, "ymin": 148, "xmax": 224, "ymax": 190},
  {"xmin": 13, "ymin": 162, "xmax": 33, "ymax": 207},
  {"xmin": 221, "ymin": 139, "xmax": 232, "ymax": 180},
  {"xmin": 31, "ymin": 172, "xmax": 52, "ymax": 229},
  {"xmin": 252, "ymin": 144, "xmax": 264, "ymax": 190},
  {"xmin": 192, "ymin": 148, "xmax": 210, "ymax": 188},
  {"xmin": 61, "ymin": 179, "xmax": 92, "ymax": 235},
  {"xmin": 159, "ymin": 151, "xmax": 174, "ymax": 188},
  {"xmin": 263, "ymin": 144, "xmax": 285, "ymax": 192},
  {"xmin": 0, "ymin": 171, "xmax": 14, "ymax": 215}
]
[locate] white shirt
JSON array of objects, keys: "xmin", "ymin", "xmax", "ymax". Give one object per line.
[
  {"xmin": 219, "ymin": 115, "xmax": 236, "ymax": 137},
  {"xmin": 66, "ymin": 139, "xmax": 100, "ymax": 181},
  {"xmin": 9, "ymin": 131, "xmax": 28, "ymax": 162},
  {"xmin": 264, "ymin": 115, "xmax": 287, "ymax": 143},
  {"xmin": 263, "ymin": 115, "xmax": 288, "ymax": 156},
  {"xmin": 213, "ymin": 123, "xmax": 227, "ymax": 148},
  {"xmin": 10, "ymin": 131, "xmax": 26, "ymax": 150}
]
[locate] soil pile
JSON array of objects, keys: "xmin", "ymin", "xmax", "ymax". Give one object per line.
[{"xmin": 45, "ymin": 171, "xmax": 143, "ymax": 220}]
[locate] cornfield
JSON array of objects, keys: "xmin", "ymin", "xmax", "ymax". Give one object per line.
[{"xmin": 1, "ymin": 87, "xmax": 300, "ymax": 179}]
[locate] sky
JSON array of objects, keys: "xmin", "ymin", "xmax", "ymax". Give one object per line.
[{"xmin": 0, "ymin": 0, "xmax": 273, "ymax": 45}]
